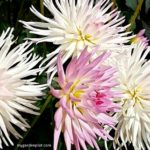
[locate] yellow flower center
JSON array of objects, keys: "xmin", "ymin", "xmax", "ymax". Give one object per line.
[
  {"xmin": 77, "ymin": 28, "xmax": 96, "ymax": 45},
  {"xmin": 69, "ymin": 80, "xmax": 79, "ymax": 93},
  {"xmin": 73, "ymin": 90, "xmax": 84, "ymax": 98},
  {"xmin": 124, "ymin": 86, "xmax": 144, "ymax": 107},
  {"xmin": 66, "ymin": 80, "xmax": 85, "ymax": 104}
]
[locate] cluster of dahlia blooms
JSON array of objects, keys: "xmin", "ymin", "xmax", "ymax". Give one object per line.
[{"xmin": 0, "ymin": 0, "xmax": 150, "ymax": 149}]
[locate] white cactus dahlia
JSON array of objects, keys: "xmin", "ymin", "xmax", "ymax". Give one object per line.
[
  {"xmin": 0, "ymin": 28, "xmax": 45, "ymax": 147},
  {"xmin": 114, "ymin": 42, "xmax": 150, "ymax": 150},
  {"xmin": 21, "ymin": 0, "xmax": 133, "ymax": 82}
]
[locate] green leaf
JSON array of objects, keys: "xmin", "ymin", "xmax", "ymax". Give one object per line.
[
  {"xmin": 145, "ymin": 0, "xmax": 150, "ymax": 13},
  {"xmin": 125, "ymin": 0, "xmax": 139, "ymax": 11}
]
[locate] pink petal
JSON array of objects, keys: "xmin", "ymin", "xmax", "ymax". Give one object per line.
[
  {"xmin": 65, "ymin": 115, "xmax": 73, "ymax": 142},
  {"xmin": 79, "ymin": 120, "xmax": 96, "ymax": 138},
  {"xmin": 93, "ymin": 126, "xmax": 108, "ymax": 140},
  {"xmin": 54, "ymin": 107, "xmax": 63, "ymax": 129},
  {"xmin": 73, "ymin": 129, "xmax": 80, "ymax": 150},
  {"xmin": 91, "ymin": 138, "xmax": 100, "ymax": 150},
  {"xmin": 64, "ymin": 129, "xmax": 71, "ymax": 150},
  {"xmin": 82, "ymin": 128, "xmax": 94, "ymax": 148},
  {"xmin": 137, "ymin": 29, "xmax": 145, "ymax": 36},
  {"xmin": 54, "ymin": 123, "xmax": 63, "ymax": 150},
  {"xmin": 72, "ymin": 121, "xmax": 85, "ymax": 139},
  {"xmin": 57, "ymin": 53, "xmax": 66, "ymax": 87},
  {"xmin": 78, "ymin": 135, "xmax": 87, "ymax": 150},
  {"xmin": 60, "ymin": 97, "xmax": 74, "ymax": 118},
  {"xmin": 50, "ymin": 87, "xmax": 62, "ymax": 98}
]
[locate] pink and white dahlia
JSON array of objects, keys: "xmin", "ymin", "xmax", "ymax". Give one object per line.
[
  {"xmin": 0, "ymin": 28, "xmax": 45, "ymax": 147},
  {"xmin": 51, "ymin": 47, "xmax": 120, "ymax": 150},
  {"xmin": 21, "ymin": 0, "xmax": 133, "ymax": 76}
]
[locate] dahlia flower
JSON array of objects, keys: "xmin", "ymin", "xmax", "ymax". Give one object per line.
[
  {"xmin": 21, "ymin": 0, "xmax": 133, "ymax": 76},
  {"xmin": 51, "ymin": 47, "xmax": 120, "ymax": 150},
  {"xmin": 114, "ymin": 42, "xmax": 150, "ymax": 150},
  {"xmin": 0, "ymin": 28, "xmax": 45, "ymax": 147}
]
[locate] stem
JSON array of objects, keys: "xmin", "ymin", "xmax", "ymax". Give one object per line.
[
  {"xmin": 126, "ymin": 0, "xmax": 144, "ymax": 32},
  {"xmin": 40, "ymin": 0, "xmax": 44, "ymax": 15},
  {"xmin": 40, "ymin": 0, "xmax": 47, "ymax": 57},
  {"xmin": 14, "ymin": 95, "xmax": 52, "ymax": 150},
  {"xmin": 15, "ymin": 0, "xmax": 25, "ymax": 29},
  {"xmin": 111, "ymin": 0, "xmax": 116, "ymax": 10},
  {"xmin": 8, "ymin": 0, "xmax": 11, "ymax": 25}
]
